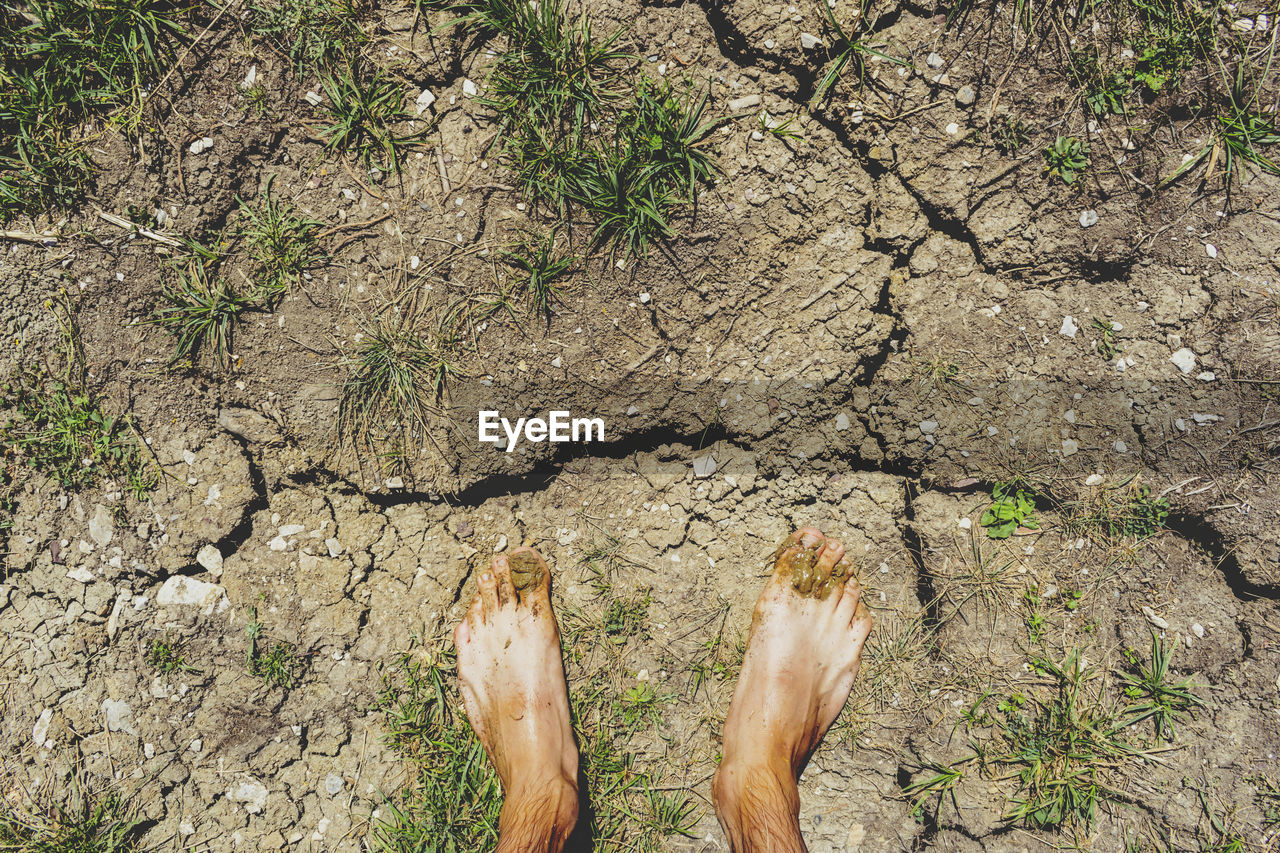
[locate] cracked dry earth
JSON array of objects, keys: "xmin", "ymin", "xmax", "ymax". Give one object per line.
[{"xmin": 3, "ymin": 0, "xmax": 1280, "ymax": 850}]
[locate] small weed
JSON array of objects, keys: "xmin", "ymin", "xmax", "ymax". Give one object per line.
[
  {"xmin": 759, "ymin": 111, "xmax": 804, "ymax": 142},
  {"xmin": 246, "ymin": 605, "xmax": 301, "ymax": 688},
  {"xmin": 237, "ymin": 177, "xmax": 327, "ymax": 305},
  {"xmin": 980, "ymin": 481, "xmax": 1040, "ymax": 539},
  {"xmin": 1024, "ymin": 588, "xmax": 1047, "ymax": 644},
  {"xmin": 1072, "ymin": 47, "xmax": 1131, "ymax": 116},
  {"xmin": 808, "ymin": 0, "xmax": 905, "ymax": 110},
  {"xmin": 0, "ymin": 788, "xmax": 142, "ymax": 852},
  {"xmin": 147, "ymin": 633, "xmax": 200, "ymax": 675},
  {"xmin": 500, "ymin": 230, "xmax": 576, "ymax": 319},
  {"xmin": 1044, "ymin": 136, "xmax": 1089, "ymax": 185},
  {"xmin": 904, "ymin": 760, "xmax": 968, "ymax": 824},
  {"xmin": 603, "ymin": 591, "xmax": 650, "ymax": 643},
  {"xmin": 991, "ymin": 113, "xmax": 1031, "ymax": 155},
  {"xmin": 248, "ymin": 0, "xmax": 367, "ymax": 71},
  {"xmin": 1, "ymin": 301, "xmax": 155, "ymax": 498},
  {"xmin": 152, "ymin": 259, "xmax": 256, "ymax": 370},
  {"xmin": 1070, "ymin": 478, "xmax": 1170, "ymax": 540},
  {"xmin": 1092, "ymin": 317, "xmax": 1121, "ymax": 360},
  {"xmin": 641, "ymin": 781, "xmax": 698, "ymax": 838},
  {"xmin": 319, "ymin": 64, "xmax": 421, "ymax": 173},
  {"xmin": 1252, "ymin": 775, "xmax": 1280, "ymax": 829},
  {"xmin": 1118, "ymin": 631, "xmax": 1203, "ymax": 742},
  {"xmin": 1164, "ymin": 66, "xmax": 1280, "ymax": 190},
  {"xmin": 857, "ymin": 615, "xmax": 933, "ymax": 709}
]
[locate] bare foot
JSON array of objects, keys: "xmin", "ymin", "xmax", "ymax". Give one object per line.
[
  {"xmin": 454, "ymin": 547, "xmax": 579, "ymax": 852},
  {"xmin": 712, "ymin": 528, "xmax": 874, "ymax": 852}
]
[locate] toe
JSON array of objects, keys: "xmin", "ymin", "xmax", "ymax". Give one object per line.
[
  {"xmin": 794, "ymin": 526, "xmax": 824, "ymax": 548},
  {"xmin": 465, "ymin": 593, "xmax": 484, "ymax": 629},
  {"xmin": 842, "ymin": 578, "xmax": 864, "ymax": 620},
  {"xmin": 492, "ymin": 555, "xmax": 516, "ymax": 608},
  {"xmin": 508, "ymin": 546, "xmax": 551, "ymax": 602},
  {"xmin": 478, "ymin": 570, "xmax": 500, "ymax": 615},
  {"xmin": 814, "ymin": 538, "xmax": 845, "ymax": 594},
  {"xmin": 853, "ymin": 599, "xmax": 873, "ymax": 637},
  {"xmin": 454, "ymin": 617, "xmax": 471, "ymax": 648}
]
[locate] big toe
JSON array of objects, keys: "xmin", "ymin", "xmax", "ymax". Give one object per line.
[{"xmin": 508, "ymin": 546, "xmax": 550, "ymax": 601}]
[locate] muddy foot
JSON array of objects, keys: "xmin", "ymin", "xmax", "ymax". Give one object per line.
[
  {"xmin": 713, "ymin": 527, "xmax": 873, "ymax": 851},
  {"xmin": 454, "ymin": 547, "xmax": 579, "ymax": 850}
]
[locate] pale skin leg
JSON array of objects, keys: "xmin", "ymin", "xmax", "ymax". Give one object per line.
[
  {"xmin": 454, "ymin": 547, "xmax": 579, "ymax": 853},
  {"xmin": 712, "ymin": 527, "xmax": 874, "ymax": 852}
]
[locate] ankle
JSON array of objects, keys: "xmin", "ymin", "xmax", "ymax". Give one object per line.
[
  {"xmin": 497, "ymin": 774, "xmax": 579, "ymax": 853},
  {"xmin": 713, "ymin": 758, "xmax": 804, "ymax": 853}
]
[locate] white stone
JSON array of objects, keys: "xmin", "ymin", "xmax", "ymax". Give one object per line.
[
  {"xmin": 304, "ymin": 90, "xmax": 323, "ymax": 106},
  {"xmin": 156, "ymin": 576, "xmax": 227, "ymax": 613},
  {"xmin": 1205, "ymin": 242, "xmax": 1217, "ymax": 258},
  {"xmin": 196, "ymin": 544, "xmax": 223, "ymax": 574},
  {"xmin": 1060, "ymin": 315, "xmax": 1078, "ymax": 338},
  {"xmin": 89, "ymin": 504, "xmax": 114, "ymax": 546},
  {"xmin": 835, "ymin": 412, "xmax": 851, "ymax": 432},
  {"xmin": 957, "ymin": 517, "xmax": 971, "ymax": 530},
  {"xmin": 325, "ymin": 538, "xmax": 344, "ymax": 558},
  {"xmin": 241, "ymin": 65, "xmax": 258, "ymax": 90},
  {"xmin": 692, "ymin": 454, "xmax": 717, "ymax": 479},
  {"xmin": 638, "ymin": 292, "xmax": 651, "ymax": 304},
  {"xmin": 926, "ymin": 52, "xmax": 944, "ymax": 69},
  {"xmin": 1080, "ymin": 210, "xmax": 1098, "ymax": 227},
  {"xmin": 1114, "ymin": 440, "xmax": 1127, "ymax": 453},
  {"xmin": 67, "ymin": 566, "xmax": 95, "ymax": 583},
  {"xmin": 1141, "ymin": 605, "xmax": 1169, "ymax": 630},
  {"xmin": 102, "ymin": 698, "xmax": 137, "ymax": 735},
  {"xmin": 1061, "ymin": 438, "xmax": 1079, "ymax": 456},
  {"xmin": 268, "ymin": 536, "xmax": 289, "ymax": 552},
  {"xmin": 1170, "ymin": 347, "xmax": 1196, "ymax": 373},
  {"xmin": 324, "ymin": 773, "xmax": 344, "ymax": 796},
  {"xmin": 1085, "ymin": 473, "xmax": 1103, "ymax": 486},
  {"xmin": 551, "ymin": 356, "xmax": 562, "ymax": 368},
  {"xmin": 1192, "ymin": 413, "xmax": 1220, "ymax": 425},
  {"xmin": 1196, "ymin": 371, "xmax": 1216, "ymax": 382},
  {"xmin": 229, "ymin": 779, "xmax": 269, "ymax": 814},
  {"xmin": 945, "ymin": 122, "xmax": 960, "ymax": 135},
  {"xmin": 385, "ymin": 476, "xmax": 405, "ymax": 489},
  {"xmin": 727, "ymin": 94, "xmax": 761, "ymax": 112},
  {"xmin": 1191, "ymin": 623, "xmax": 1205, "ymax": 638},
  {"xmin": 800, "ymin": 32, "xmax": 823, "ymax": 49},
  {"xmin": 462, "ymin": 78, "xmax": 478, "ymax": 97},
  {"xmin": 32, "ymin": 709, "xmax": 53, "ymax": 747},
  {"xmin": 415, "ymin": 89, "xmax": 437, "ymax": 115},
  {"xmin": 494, "ymin": 534, "xmax": 508, "ymax": 552},
  {"xmin": 919, "ymin": 420, "xmax": 938, "ymax": 435},
  {"xmin": 278, "ymin": 524, "xmax": 306, "ymax": 537}
]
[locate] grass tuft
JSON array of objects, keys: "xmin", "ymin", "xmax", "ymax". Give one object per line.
[
  {"xmin": 0, "ymin": 788, "xmax": 141, "ymax": 852},
  {"xmin": 1, "ymin": 299, "xmax": 155, "ymax": 498},
  {"xmin": 237, "ymin": 177, "xmax": 327, "ymax": 306},
  {"xmin": 1118, "ymin": 631, "xmax": 1203, "ymax": 742},
  {"xmin": 246, "ymin": 605, "xmax": 302, "ymax": 688},
  {"xmin": 248, "ymin": 0, "xmax": 366, "ymax": 72},
  {"xmin": 0, "ymin": 0, "xmax": 186, "ymax": 218},
  {"xmin": 319, "ymin": 63, "xmax": 422, "ymax": 174},
  {"xmin": 151, "ymin": 258, "xmax": 256, "ymax": 370},
  {"xmin": 337, "ymin": 317, "xmax": 457, "ymax": 471}
]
